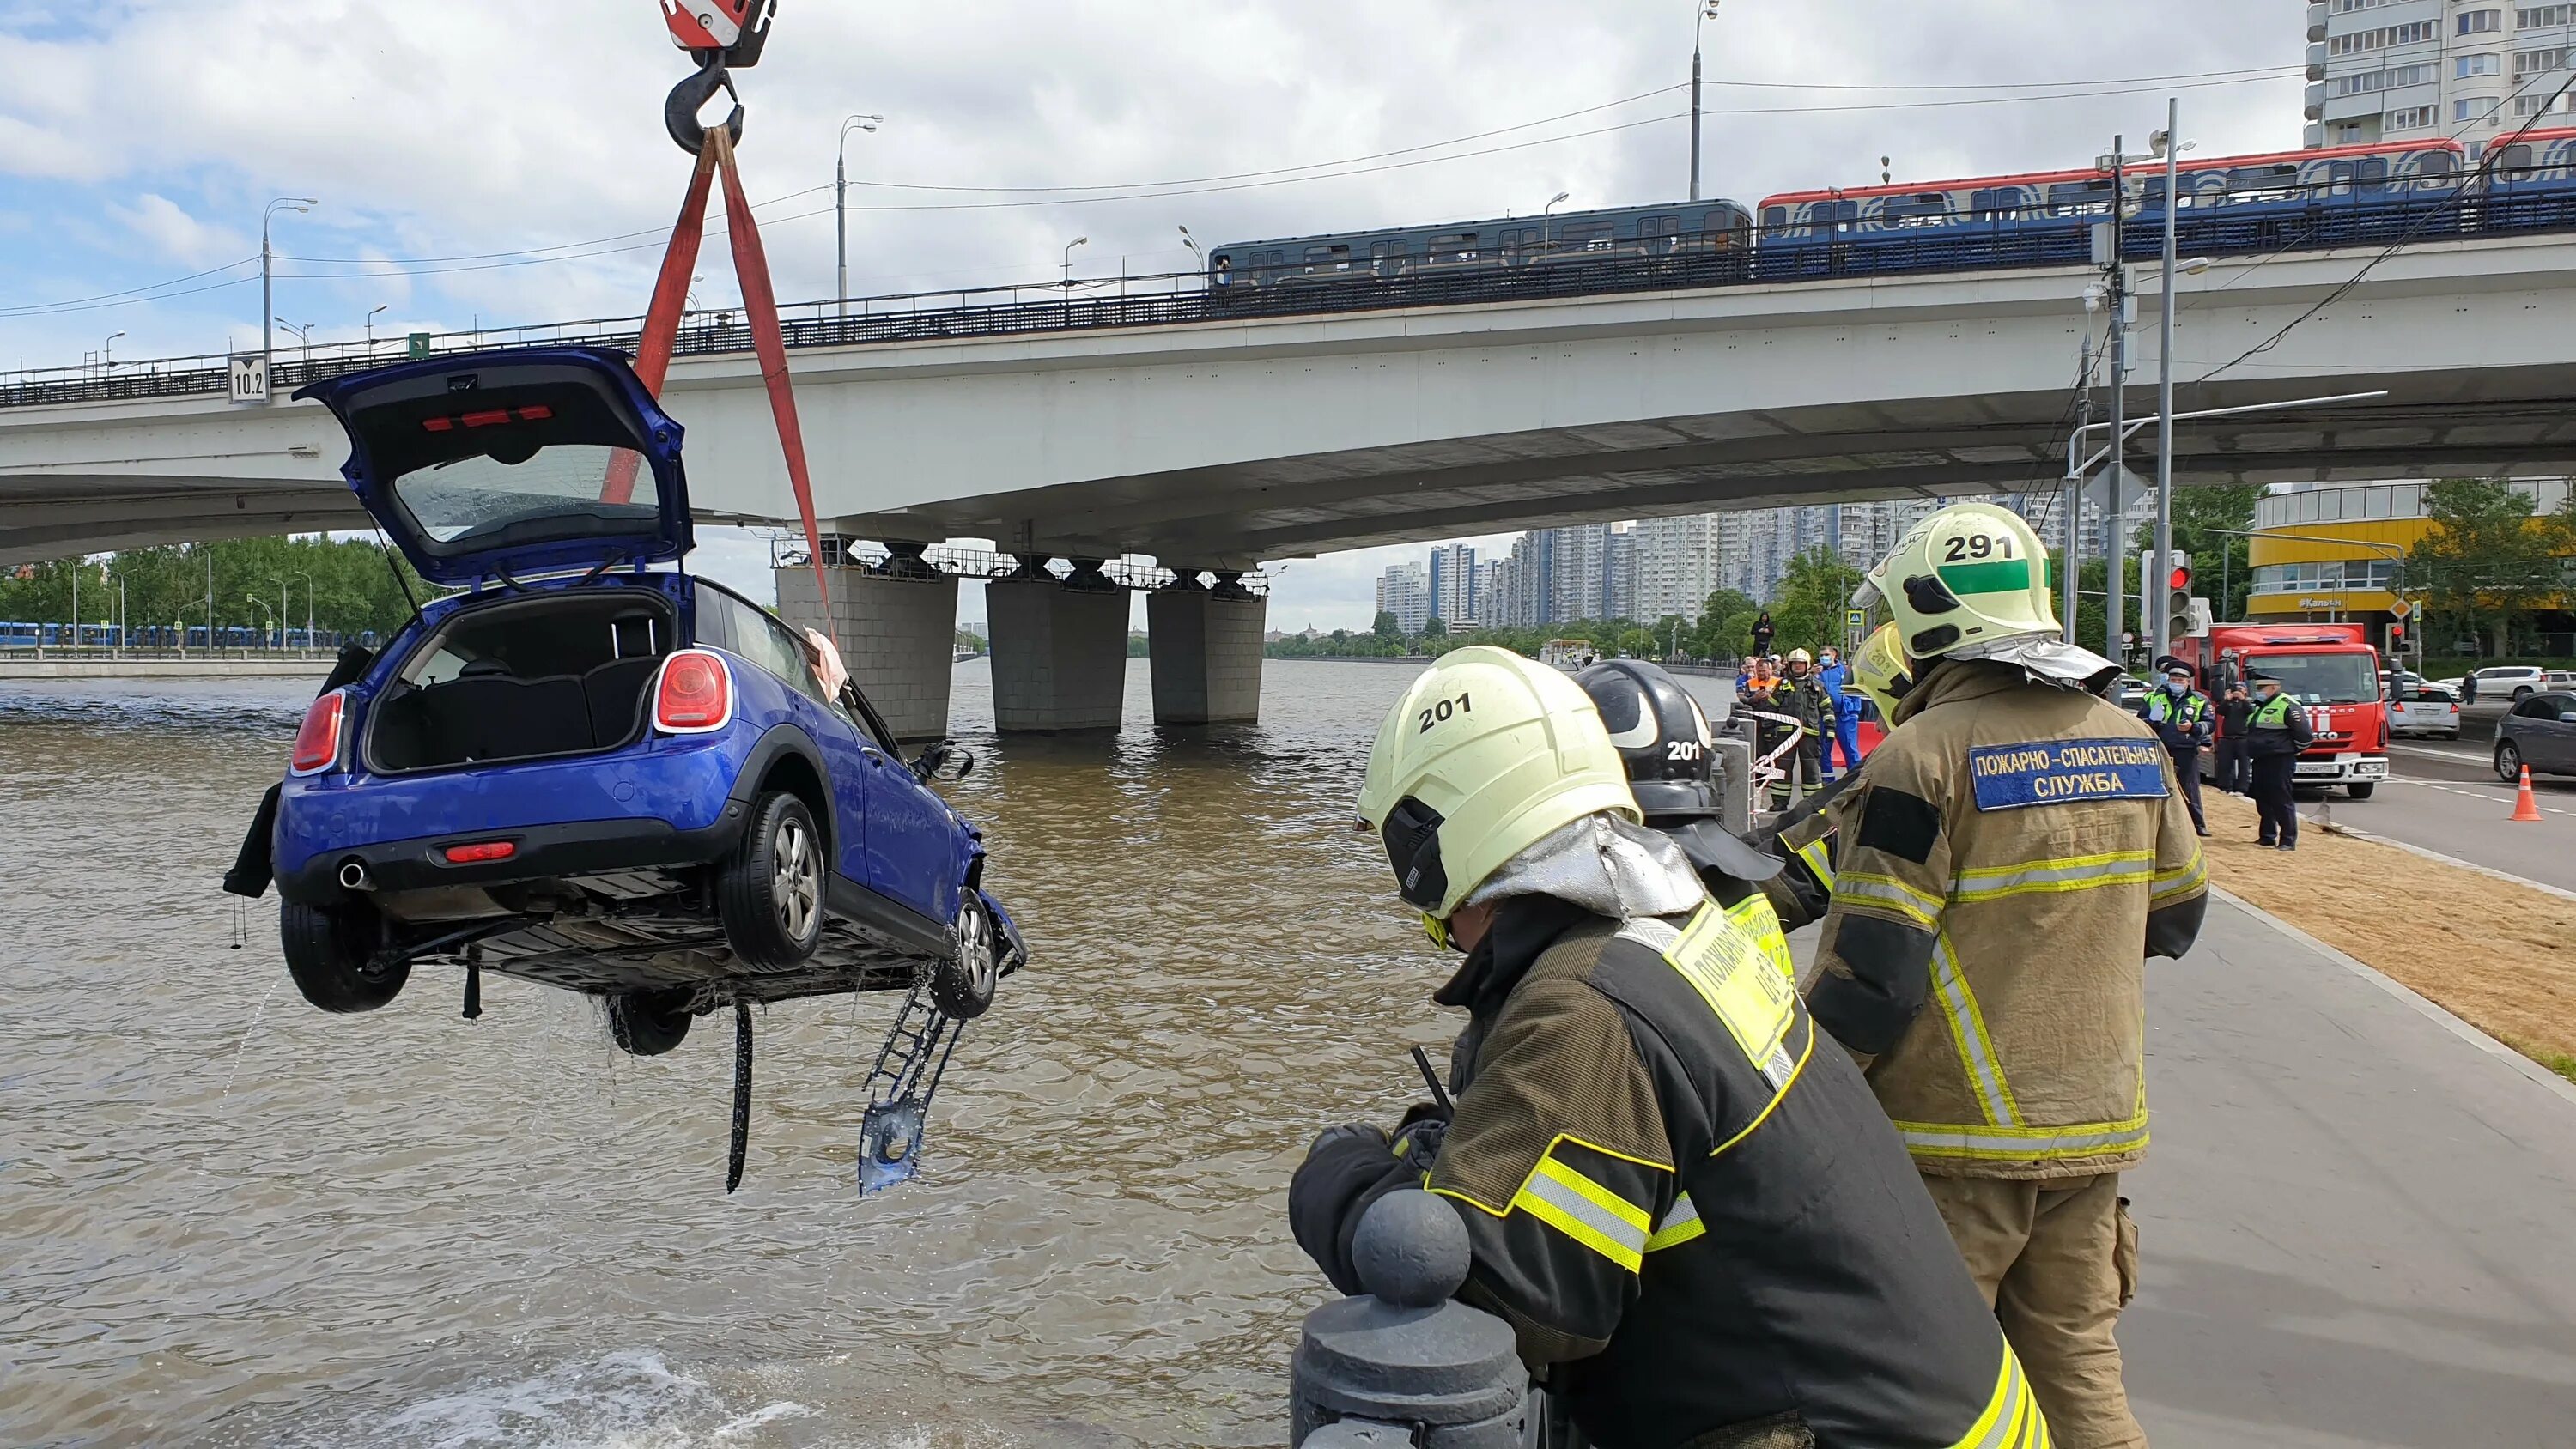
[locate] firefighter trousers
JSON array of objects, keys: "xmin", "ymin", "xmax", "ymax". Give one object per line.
[{"xmin": 1920, "ymin": 1173, "xmax": 2144, "ymax": 1449}]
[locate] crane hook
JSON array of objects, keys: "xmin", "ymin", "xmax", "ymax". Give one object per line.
[{"xmin": 665, "ymin": 52, "xmax": 744, "ymax": 155}]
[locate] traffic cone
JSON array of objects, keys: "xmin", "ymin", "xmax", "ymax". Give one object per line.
[{"xmin": 2512, "ymin": 765, "xmax": 2544, "ymax": 822}]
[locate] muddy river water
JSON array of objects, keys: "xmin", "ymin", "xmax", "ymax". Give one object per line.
[{"xmin": 0, "ymin": 659, "xmax": 1740, "ymax": 1447}]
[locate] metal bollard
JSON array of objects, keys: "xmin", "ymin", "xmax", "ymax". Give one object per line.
[
  {"xmin": 1710, "ymin": 734, "xmax": 1754, "ymax": 835},
  {"xmin": 1290, "ymin": 1189, "xmax": 1531, "ymax": 1448}
]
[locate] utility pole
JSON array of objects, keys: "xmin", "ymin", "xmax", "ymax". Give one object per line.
[
  {"xmin": 2102, "ymin": 136, "xmax": 2130, "ymax": 665},
  {"xmin": 262, "ymin": 198, "xmax": 316, "ymax": 394},
  {"xmin": 2063, "ymin": 361, "xmax": 2090, "ymax": 645},
  {"xmin": 1689, "ymin": 3, "xmax": 1720, "ymax": 202},
  {"xmin": 2148, "ymin": 97, "xmax": 2182, "ymax": 667},
  {"xmin": 835, "ymin": 113, "xmax": 882, "ymax": 318}
]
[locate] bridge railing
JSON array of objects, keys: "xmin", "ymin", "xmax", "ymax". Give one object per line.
[
  {"xmin": 12, "ymin": 190, "xmax": 2576, "ymax": 413},
  {"xmin": 769, "ymin": 536, "xmax": 1270, "ymax": 595}
]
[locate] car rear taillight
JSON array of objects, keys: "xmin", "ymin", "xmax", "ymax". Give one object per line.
[
  {"xmin": 442, "ymin": 840, "xmax": 516, "ymax": 864},
  {"xmin": 653, "ymin": 649, "xmax": 733, "ymax": 732},
  {"xmin": 290, "ymin": 689, "xmax": 347, "ymax": 775}
]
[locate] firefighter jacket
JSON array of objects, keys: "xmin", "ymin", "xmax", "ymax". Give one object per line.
[
  {"xmin": 1807, "ymin": 659, "xmax": 2209, "ymax": 1181},
  {"xmin": 2139, "ymin": 686, "xmax": 2213, "ymax": 756},
  {"xmin": 2245, "ymin": 694, "xmax": 2315, "ymax": 758},
  {"xmin": 1780, "ymin": 673, "xmax": 1832, "ymax": 735},
  {"xmin": 1291, "ymin": 892, "xmax": 2050, "ymax": 1449},
  {"xmin": 1753, "ymin": 768, "xmax": 1862, "ymax": 934}
]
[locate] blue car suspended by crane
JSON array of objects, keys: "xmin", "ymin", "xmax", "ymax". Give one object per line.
[{"xmin": 225, "ymin": 346, "xmax": 1021, "ymax": 1187}]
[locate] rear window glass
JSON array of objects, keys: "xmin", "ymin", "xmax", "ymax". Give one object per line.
[{"xmin": 392, "ymin": 447, "xmax": 656, "ymax": 553}]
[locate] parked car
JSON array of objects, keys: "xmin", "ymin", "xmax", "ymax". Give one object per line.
[
  {"xmin": 2389, "ymin": 682, "xmax": 2462, "ymax": 739},
  {"xmin": 2496, "ymin": 691, "xmax": 2576, "ymax": 781},
  {"xmin": 2466, "ymin": 665, "xmax": 2552, "ymax": 703},
  {"xmin": 246, "ymin": 346, "xmax": 1022, "ymax": 1051}
]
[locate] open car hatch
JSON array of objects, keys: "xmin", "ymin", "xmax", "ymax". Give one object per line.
[{"xmin": 295, "ymin": 346, "xmax": 690, "ymax": 585}]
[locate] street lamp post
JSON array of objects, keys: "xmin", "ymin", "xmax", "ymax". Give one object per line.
[
  {"xmin": 1177, "ymin": 224, "xmax": 1204, "ymax": 278},
  {"xmin": 296, "ymin": 569, "xmax": 314, "ymax": 649},
  {"xmin": 246, "ymin": 597, "xmax": 274, "ymax": 655},
  {"xmin": 1542, "ymin": 191, "xmax": 1571, "ymax": 255},
  {"xmin": 262, "ymin": 197, "xmax": 318, "ymax": 391},
  {"xmin": 1690, "ymin": 2, "xmax": 1722, "ymax": 202},
  {"xmin": 835, "ymin": 112, "xmax": 883, "ymax": 317},
  {"xmin": 102, "ymin": 331, "xmax": 125, "ymax": 376},
  {"xmin": 367, "ymin": 305, "xmax": 388, "ymax": 346},
  {"xmin": 1061, "ymin": 236, "xmax": 1089, "ymax": 290},
  {"xmin": 2148, "ymin": 98, "xmax": 2190, "ymax": 667},
  {"xmin": 276, "ymin": 318, "xmax": 316, "ymax": 366}
]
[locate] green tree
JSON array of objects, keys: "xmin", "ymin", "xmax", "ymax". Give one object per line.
[
  {"xmin": 1771, "ymin": 546, "xmax": 1866, "ymax": 658},
  {"xmin": 2409, "ymin": 480, "xmax": 2558, "ymax": 656},
  {"xmin": 1422, "ymin": 615, "xmax": 1449, "ymax": 639},
  {"xmin": 2128, "ymin": 484, "xmax": 2260, "ymax": 623},
  {"xmin": 1372, "ymin": 609, "xmax": 1401, "ymax": 641},
  {"xmin": 0, "ymin": 537, "xmax": 431, "ymax": 643},
  {"xmin": 1617, "ymin": 627, "xmax": 1656, "ymax": 658}
]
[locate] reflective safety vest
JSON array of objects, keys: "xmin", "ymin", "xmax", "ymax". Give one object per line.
[
  {"xmin": 2251, "ymin": 693, "xmax": 2296, "ymax": 730},
  {"xmin": 2142, "ymin": 690, "xmax": 2207, "ymax": 727}
]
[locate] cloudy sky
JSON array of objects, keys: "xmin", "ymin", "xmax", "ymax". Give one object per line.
[{"xmin": 1, "ymin": 1, "xmax": 2309, "ymax": 628}]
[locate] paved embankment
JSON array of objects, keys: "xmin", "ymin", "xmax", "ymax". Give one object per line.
[{"xmin": 1789, "ymin": 894, "xmax": 2576, "ymax": 1446}]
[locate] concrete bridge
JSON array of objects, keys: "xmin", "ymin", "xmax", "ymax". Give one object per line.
[{"xmin": 8, "ymin": 230, "xmax": 2576, "ymax": 731}]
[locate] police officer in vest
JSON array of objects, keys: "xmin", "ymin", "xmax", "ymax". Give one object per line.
[
  {"xmin": 1291, "ymin": 646, "xmax": 2051, "ymax": 1449},
  {"xmin": 2140, "ymin": 658, "xmax": 2214, "ymax": 838},
  {"xmin": 2244, "ymin": 670, "xmax": 2315, "ymax": 852},
  {"xmin": 1809, "ymin": 504, "xmax": 2208, "ymax": 1447}
]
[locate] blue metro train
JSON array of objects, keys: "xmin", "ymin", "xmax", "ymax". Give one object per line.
[{"xmin": 1207, "ymin": 129, "xmax": 2576, "ymax": 292}]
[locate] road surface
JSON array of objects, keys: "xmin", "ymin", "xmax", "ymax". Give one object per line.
[
  {"xmin": 1789, "ymin": 896, "xmax": 2576, "ymax": 1446},
  {"xmin": 2281, "ymin": 736, "xmax": 2576, "ymax": 894}
]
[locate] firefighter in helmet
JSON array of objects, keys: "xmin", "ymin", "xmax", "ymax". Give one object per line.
[
  {"xmin": 1289, "ymin": 646, "xmax": 2050, "ymax": 1448},
  {"xmin": 1808, "ymin": 503, "xmax": 2208, "ymax": 1446}
]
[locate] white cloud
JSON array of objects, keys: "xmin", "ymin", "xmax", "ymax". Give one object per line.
[{"xmin": 104, "ymin": 193, "xmax": 245, "ymax": 267}]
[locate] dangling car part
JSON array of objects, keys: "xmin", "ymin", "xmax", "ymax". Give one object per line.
[{"xmin": 224, "ymin": 345, "xmax": 1025, "ymax": 1189}]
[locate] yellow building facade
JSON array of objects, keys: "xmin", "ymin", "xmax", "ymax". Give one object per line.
[{"xmin": 2247, "ymin": 481, "xmax": 2573, "ymax": 643}]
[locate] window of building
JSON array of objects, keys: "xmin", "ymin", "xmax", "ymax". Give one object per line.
[
  {"xmin": 2386, "ymin": 105, "xmax": 2436, "ymax": 130},
  {"xmin": 2518, "ymin": 5, "xmax": 2576, "ymax": 27},
  {"xmin": 2459, "ymin": 52, "xmax": 2503, "ymax": 76},
  {"xmin": 2456, "ymin": 95, "xmax": 2504, "ymax": 123},
  {"xmin": 2464, "ymin": 9, "xmax": 2505, "ymax": 34},
  {"xmin": 2515, "ymin": 45, "xmax": 2572, "ymax": 74},
  {"xmin": 2514, "ymin": 92, "xmax": 2569, "ymax": 115}
]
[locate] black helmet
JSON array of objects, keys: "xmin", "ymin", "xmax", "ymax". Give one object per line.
[{"xmin": 1576, "ymin": 659, "xmax": 1719, "ymax": 821}]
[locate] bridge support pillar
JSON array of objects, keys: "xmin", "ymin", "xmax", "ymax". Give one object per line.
[
  {"xmin": 987, "ymin": 559, "xmax": 1129, "ymax": 732},
  {"xmin": 1146, "ymin": 570, "xmax": 1265, "ymax": 725},
  {"xmin": 775, "ymin": 545, "xmax": 958, "ymax": 742}
]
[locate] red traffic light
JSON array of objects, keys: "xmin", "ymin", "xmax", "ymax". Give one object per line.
[{"xmin": 2167, "ymin": 565, "xmax": 2191, "ymax": 591}]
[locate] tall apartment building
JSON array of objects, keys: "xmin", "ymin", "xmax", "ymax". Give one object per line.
[
  {"xmin": 1427, "ymin": 543, "xmax": 1479, "ymax": 625},
  {"xmin": 1630, "ymin": 513, "xmax": 1723, "ymax": 622},
  {"xmin": 2306, "ymin": 0, "xmax": 2576, "ymax": 151},
  {"xmin": 1376, "ymin": 561, "xmax": 1431, "ymax": 634}
]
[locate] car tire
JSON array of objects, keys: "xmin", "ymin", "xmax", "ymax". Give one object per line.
[
  {"xmin": 279, "ymin": 899, "xmax": 408, "ymax": 1014},
  {"xmin": 2346, "ymin": 783, "xmax": 2376, "ymax": 800},
  {"xmin": 931, "ymin": 889, "xmax": 1001, "ymax": 1020},
  {"xmin": 2496, "ymin": 740, "xmax": 2524, "ymax": 784},
  {"xmin": 716, "ymin": 791, "xmax": 826, "ymax": 969},
  {"xmin": 606, "ymin": 988, "xmax": 695, "ymax": 1057},
  {"xmin": 2514, "ymin": 687, "xmax": 2534, "ymax": 701}
]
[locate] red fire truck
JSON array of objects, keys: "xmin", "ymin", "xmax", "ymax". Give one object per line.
[{"xmin": 2168, "ymin": 622, "xmax": 2390, "ymax": 799}]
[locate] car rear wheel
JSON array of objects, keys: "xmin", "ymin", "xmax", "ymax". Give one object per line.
[
  {"xmin": 2496, "ymin": 740, "xmax": 2524, "ymax": 783},
  {"xmin": 606, "ymin": 988, "xmax": 695, "ymax": 1056},
  {"xmin": 716, "ymin": 791, "xmax": 825, "ymax": 968},
  {"xmin": 279, "ymin": 899, "xmax": 409, "ymax": 1014},
  {"xmin": 931, "ymin": 889, "xmax": 1000, "ymax": 1020},
  {"xmin": 2346, "ymin": 783, "xmax": 2376, "ymax": 800}
]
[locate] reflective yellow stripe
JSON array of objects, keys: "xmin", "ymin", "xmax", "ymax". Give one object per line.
[
  {"xmin": 1634, "ymin": 904, "xmax": 1799, "ymax": 1087},
  {"xmin": 1931, "ymin": 933, "xmax": 2021, "ymax": 1126},
  {"xmin": 1794, "ymin": 835, "xmax": 1836, "ymax": 890},
  {"xmin": 1838, "ymin": 870, "xmax": 1943, "ymax": 929},
  {"xmin": 1510, "ymin": 1154, "xmax": 1651, "ymax": 1273},
  {"xmin": 1949, "ymin": 850, "xmax": 2153, "ymax": 903},
  {"xmin": 2152, "ymin": 850, "xmax": 2208, "ymax": 902},
  {"xmin": 1895, "ymin": 1113, "xmax": 2151, "ymax": 1162},
  {"xmin": 1947, "ymin": 1343, "xmax": 2048, "ymax": 1449},
  {"xmin": 1644, "ymin": 1191, "xmax": 1704, "ymax": 1252}
]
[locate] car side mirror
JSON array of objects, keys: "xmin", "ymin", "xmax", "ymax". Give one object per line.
[
  {"xmin": 911, "ymin": 741, "xmax": 975, "ymax": 782},
  {"xmin": 2560, "ymin": 712, "xmax": 2576, "ymax": 725}
]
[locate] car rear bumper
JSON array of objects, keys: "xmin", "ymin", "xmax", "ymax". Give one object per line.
[{"xmin": 275, "ymin": 803, "xmax": 753, "ymax": 904}]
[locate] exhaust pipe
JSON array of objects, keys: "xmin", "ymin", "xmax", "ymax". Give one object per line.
[{"xmin": 338, "ymin": 860, "xmax": 375, "ymax": 892}]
